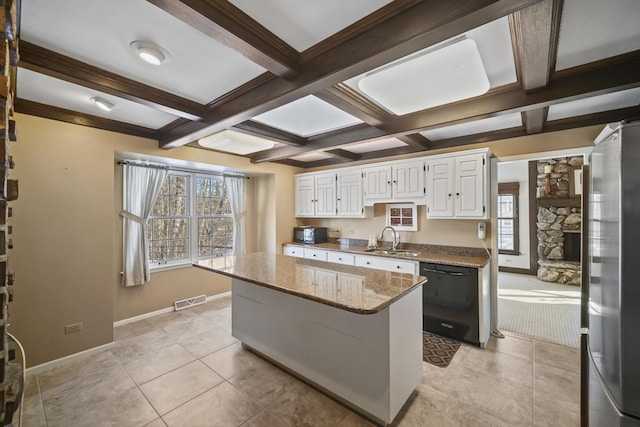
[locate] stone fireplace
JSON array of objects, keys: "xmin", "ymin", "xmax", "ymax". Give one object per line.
[{"xmin": 536, "ymin": 157, "xmax": 583, "ymax": 286}]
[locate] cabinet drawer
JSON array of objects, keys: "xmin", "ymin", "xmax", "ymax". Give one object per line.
[
  {"xmin": 327, "ymin": 251, "xmax": 355, "ymax": 266},
  {"xmin": 283, "ymin": 246, "xmax": 304, "ymax": 258},
  {"xmin": 354, "ymin": 255, "xmax": 416, "ymax": 274},
  {"xmin": 304, "ymin": 248, "xmax": 328, "ymax": 261}
]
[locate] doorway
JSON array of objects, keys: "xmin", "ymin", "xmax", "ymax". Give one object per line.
[{"xmin": 496, "ymin": 151, "xmax": 587, "ymax": 348}]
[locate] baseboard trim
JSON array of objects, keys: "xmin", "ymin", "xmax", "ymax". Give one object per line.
[
  {"xmin": 113, "ymin": 291, "xmax": 232, "ymax": 327},
  {"xmin": 26, "ymin": 341, "xmax": 116, "ymax": 376}
]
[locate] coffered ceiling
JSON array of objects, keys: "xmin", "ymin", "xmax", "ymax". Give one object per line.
[{"xmin": 15, "ymin": 0, "xmax": 640, "ymax": 168}]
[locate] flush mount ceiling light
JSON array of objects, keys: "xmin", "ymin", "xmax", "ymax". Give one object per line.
[
  {"xmin": 130, "ymin": 41, "xmax": 170, "ymax": 66},
  {"xmin": 357, "ymin": 38, "xmax": 490, "ymax": 115},
  {"xmin": 90, "ymin": 96, "xmax": 115, "ymax": 112},
  {"xmin": 198, "ymin": 130, "xmax": 277, "ymax": 155}
]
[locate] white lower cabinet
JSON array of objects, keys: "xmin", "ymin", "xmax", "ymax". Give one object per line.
[
  {"xmin": 327, "ymin": 251, "xmax": 355, "ymax": 265},
  {"xmin": 354, "ymin": 254, "xmax": 417, "ymax": 274},
  {"xmin": 283, "ymin": 246, "xmax": 304, "ymax": 258},
  {"xmin": 283, "ymin": 245, "xmax": 418, "ymax": 274},
  {"xmin": 303, "ymin": 248, "xmax": 328, "ymax": 261}
]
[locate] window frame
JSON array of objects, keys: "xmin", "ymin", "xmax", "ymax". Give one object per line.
[
  {"xmin": 147, "ymin": 171, "xmax": 234, "ymax": 271},
  {"xmin": 497, "ymin": 182, "xmax": 520, "ymax": 256}
]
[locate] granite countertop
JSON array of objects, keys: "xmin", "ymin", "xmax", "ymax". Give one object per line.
[
  {"xmin": 284, "ymin": 240, "xmax": 491, "ymax": 268},
  {"xmin": 195, "ymin": 253, "xmax": 426, "ymax": 315}
]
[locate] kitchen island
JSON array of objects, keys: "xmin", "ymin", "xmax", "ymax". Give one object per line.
[{"xmin": 196, "ymin": 253, "xmax": 427, "ymax": 425}]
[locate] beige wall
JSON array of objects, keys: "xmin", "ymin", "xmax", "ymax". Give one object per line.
[
  {"xmin": 303, "ymin": 126, "xmax": 601, "ymax": 248},
  {"xmin": 9, "ymin": 114, "xmax": 299, "ymax": 367}
]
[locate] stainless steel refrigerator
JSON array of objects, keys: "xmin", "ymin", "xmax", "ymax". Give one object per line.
[{"xmin": 583, "ymin": 121, "xmax": 640, "ymax": 426}]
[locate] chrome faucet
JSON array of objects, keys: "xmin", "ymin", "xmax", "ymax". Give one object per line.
[{"xmin": 379, "ymin": 226, "xmax": 400, "ymax": 251}]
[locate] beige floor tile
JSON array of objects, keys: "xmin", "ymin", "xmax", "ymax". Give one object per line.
[
  {"xmin": 392, "ymin": 392, "xmax": 513, "ymax": 427},
  {"xmin": 228, "ymin": 359, "xmax": 298, "ymax": 406},
  {"xmin": 15, "ymin": 394, "xmax": 47, "ymax": 427},
  {"xmin": 43, "ymin": 383, "xmax": 158, "ymax": 427},
  {"xmin": 265, "ymin": 381, "xmax": 352, "ymax": 427},
  {"xmin": 461, "ymin": 344, "xmax": 534, "ymax": 388},
  {"xmin": 338, "ymin": 411, "xmax": 378, "ymax": 426},
  {"xmin": 177, "ymin": 326, "xmax": 238, "ymax": 358},
  {"xmin": 242, "ymin": 410, "xmax": 286, "ymax": 427},
  {"xmin": 534, "ymin": 395, "xmax": 580, "ymax": 427},
  {"xmin": 111, "ymin": 329, "xmax": 177, "ymax": 363},
  {"xmin": 114, "ymin": 317, "xmax": 161, "ymax": 341},
  {"xmin": 160, "ymin": 310, "xmax": 215, "ymax": 341},
  {"xmin": 486, "ymin": 333, "xmax": 534, "ymax": 361},
  {"xmin": 162, "ymin": 381, "xmax": 261, "ymax": 427},
  {"xmin": 201, "ymin": 342, "xmax": 266, "ymax": 379},
  {"xmin": 534, "ymin": 363, "xmax": 581, "ymax": 413},
  {"xmin": 140, "ymin": 360, "xmax": 224, "ymax": 415},
  {"xmin": 23, "ymin": 374, "xmax": 41, "ymax": 399},
  {"xmin": 38, "ymin": 351, "xmax": 135, "ymax": 401},
  {"xmin": 145, "ymin": 419, "xmax": 168, "ymax": 427},
  {"xmin": 534, "ymin": 340, "xmax": 580, "ymax": 373},
  {"xmin": 121, "ymin": 343, "xmax": 196, "ymax": 385}
]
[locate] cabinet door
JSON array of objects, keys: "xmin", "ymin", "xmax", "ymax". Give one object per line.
[
  {"xmin": 393, "ymin": 161, "xmax": 425, "ymax": 200},
  {"xmin": 363, "ymin": 165, "xmax": 392, "ymax": 202},
  {"xmin": 455, "ymin": 154, "xmax": 485, "ymax": 218},
  {"xmin": 295, "ymin": 176, "xmax": 315, "ymax": 217},
  {"xmin": 336, "ymin": 170, "xmax": 363, "ymax": 217},
  {"xmin": 283, "ymin": 245, "xmax": 304, "ymax": 258},
  {"xmin": 314, "ymin": 173, "xmax": 337, "ymax": 217},
  {"xmin": 304, "ymin": 248, "xmax": 328, "ymax": 261},
  {"xmin": 426, "ymin": 158, "xmax": 454, "ymax": 218}
]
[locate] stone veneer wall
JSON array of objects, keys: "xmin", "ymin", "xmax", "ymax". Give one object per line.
[{"xmin": 536, "ymin": 157, "xmax": 583, "ymax": 286}]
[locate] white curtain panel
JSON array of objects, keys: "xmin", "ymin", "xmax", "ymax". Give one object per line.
[
  {"xmin": 121, "ymin": 164, "xmax": 167, "ymax": 286},
  {"xmin": 224, "ymin": 176, "xmax": 247, "ymax": 256}
]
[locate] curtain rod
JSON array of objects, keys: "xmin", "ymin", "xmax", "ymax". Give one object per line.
[{"xmin": 117, "ymin": 160, "xmax": 250, "ymax": 179}]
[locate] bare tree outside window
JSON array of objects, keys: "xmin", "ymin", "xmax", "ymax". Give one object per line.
[{"xmin": 147, "ymin": 172, "xmax": 234, "ymax": 266}]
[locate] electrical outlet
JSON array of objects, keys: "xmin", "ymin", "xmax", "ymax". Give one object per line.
[
  {"xmin": 65, "ymin": 322, "xmax": 83, "ymax": 334},
  {"xmin": 328, "ymin": 228, "xmax": 341, "ymax": 238},
  {"xmin": 342, "ymin": 227, "xmax": 355, "ymax": 236}
]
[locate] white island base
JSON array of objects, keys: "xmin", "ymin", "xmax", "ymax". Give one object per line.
[{"xmin": 231, "ymin": 278, "xmax": 423, "ymax": 426}]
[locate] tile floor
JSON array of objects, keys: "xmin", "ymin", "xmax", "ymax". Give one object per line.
[{"xmin": 18, "ymin": 296, "xmax": 580, "ymax": 427}]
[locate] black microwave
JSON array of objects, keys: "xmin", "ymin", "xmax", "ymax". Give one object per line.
[{"xmin": 293, "ymin": 227, "xmax": 328, "ymax": 244}]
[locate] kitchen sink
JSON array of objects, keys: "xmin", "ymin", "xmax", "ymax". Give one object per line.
[{"xmin": 364, "ymin": 249, "xmax": 420, "ymax": 257}]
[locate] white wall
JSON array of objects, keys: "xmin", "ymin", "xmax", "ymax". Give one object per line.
[{"xmin": 497, "ymin": 160, "xmax": 530, "ymax": 270}]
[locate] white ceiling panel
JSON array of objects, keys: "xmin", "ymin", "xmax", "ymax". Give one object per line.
[
  {"xmin": 344, "ymin": 17, "xmax": 516, "ymax": 115},
  {"xmin": 198, "ymin": 130, "xmax": 280, "ymax": 155},
  {"xmin": 547, "ymin": 87, "xmax": 640, "ymax": 121},
  {"xmin": 290, "ymin": 152, "xmax": 335, "ymax": 162},
  {"xmin": 229, "ymin": 0, "xmax": 392, "ymax": 52},
  {"xmin": 420, "ymin": 113, "xmax": 523, "ymax": 141},
  {"xmin": 21, "ymin": 0, "xmax": 266, "ymax": 104},
  {"xmin": 252, "ymin": 95, "xmax": 363, "ymax": 137},
  {"xmin": 343, "ymin": 138, "xmax": 407, "ymax": 154},
  {"xmin": 17, "ymin": 68, "xmax": 179, "ymax": 129},
  {"xmin": 556, "ymin": 0, "xmax": 640, "ymax": 70}
]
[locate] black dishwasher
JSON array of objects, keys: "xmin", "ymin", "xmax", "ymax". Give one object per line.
[{"xmin": 420, "ymin": 262, "xmax": 479, "ymax": 345}]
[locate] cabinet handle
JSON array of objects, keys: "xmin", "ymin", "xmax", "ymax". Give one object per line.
[
  {"xmin": 456, "ymin": 192, "xmax": 460, "ymax": 197},
  {"xmin": 366, "ymin": 261, "xmax": 371, "ymax": 265},
  {"xmin": 337, "ymin": 198, "xmax": 341, "ymax": 201},
  {"xmin": 396, "ymin": 265, "xmax": 401, "ymax": 269},
  {"xmin": 448, "ymin": 193, "xmax": 452, "ymax": 198},
  {"xmin": 393, "ymin": 180, "xmax": 397, "ymax": 184},
  {"xmin": 338, "ymin": 258, "xmax": 342, "ymax": 261},
  {"xmin": 387, "ymin": 181, "xmax": 391, "ymax": 185}
]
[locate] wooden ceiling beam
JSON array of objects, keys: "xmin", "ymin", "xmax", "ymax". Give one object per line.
[
  {"xmin": 325, "ymin": 148, "xmax": 362, "ymax": 161},
  {"xmin": 233, "ymin": 121, "xmax": 306, "ymax": 147},
  {"xmin": 250, "ymin": 53, "xmax": 640, "ymax": 163},
  {"xmin": 146, "ymin": 0, "xmax": 299, "ymax": 76},
  {"xmin": 509, "ymin": 0, "xmax": 563, "ymax": 91},
  {"xmin": 315, "ymin": 84, "xmax": 390, "ymax": 127},
  {"xmin": 19, "ymin": 41, "xmax": 206, "ymax": 121},
  {"xmin": 543, "ymin": 105, "xmax": 640, "ymax": 133},
  {"xmin": 14, "ymin": 99, "xmax": 159, "ymax": 140},
  {"xmin": 397, "ymin": 134, "xmax": 431, "ymax": 150},
  {"xmin": 522, "ymin": 107, "xmax": 548, "ymax": 133},
  {"xmin": 158, "ymin": 0, "xmax": 542, "ymax": 148}
]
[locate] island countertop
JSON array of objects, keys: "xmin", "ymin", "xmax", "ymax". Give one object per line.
[{"xmin": 195, "ymin": 252, "xmax": 426, "ymax": 315}]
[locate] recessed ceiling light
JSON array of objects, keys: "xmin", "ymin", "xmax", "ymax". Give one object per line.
[
  {"xmin": 130, "ymin": 41, "xmax": 170, "ymax": 66},
  {"xmin": 198, "ymin": 130, "xmax": 277, "ymax": 155},
  {"xmin": 90, "ymin": 96, "xmax": 115, "ymax": 112}
]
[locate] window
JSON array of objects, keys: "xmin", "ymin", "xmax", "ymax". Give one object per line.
[
  {"xmin": 497, "ymin": 182, "xmax": 520, "ymax": 255},
  {"xmin": 147, "ymin": 172, "xmax": 233, "ymax": 267}
]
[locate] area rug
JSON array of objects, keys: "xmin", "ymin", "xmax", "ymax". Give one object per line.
[{"xmin": 423, "ymin": 331, "xmax": 462, "ymax": 368}]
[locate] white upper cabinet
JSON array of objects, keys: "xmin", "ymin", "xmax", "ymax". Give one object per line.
[
  {"xmin": 363, "ymin": 160, "xmax": 426, "ymax": 206},
  {"xmin": 295, "ymin": 172, "xmax": 336, "ymax": 217},
  {"xmin": 363, "ymin": 165, "xmax": 392, "ymax": 202},
  {"xmin": 295, "ymin": 170, "xmax": 364, "ymax": 218},
  {"xmin": 393, "ymin": 160, "xmax": 425, "ymax": 200},
  {"xmin": 336, "ymin": 170, "xmax": 363, "ymax": 217},
  {"xmin": 426, "ymin": 150, "xmax": 489, "ymax": 219}
]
